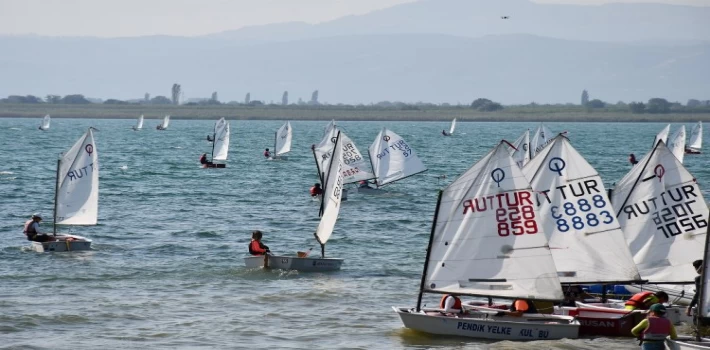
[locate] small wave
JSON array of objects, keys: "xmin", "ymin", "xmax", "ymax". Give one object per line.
[
  {"xmin": 120, "ymin": 165, "xmax": 128, "ymax": 171},
  {"xmin": 9, "ymin": 127, "xmax": 20, "ymax": 130},
  {"xmin": 0, "ymin": 171, "xmax": 14, "ymax": 175}
]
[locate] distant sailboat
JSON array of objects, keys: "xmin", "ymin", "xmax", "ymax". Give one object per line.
[
  {"xmin": 156, "ymin": 115, "xmax": 170, "ymax": 130},
  {"xmin": 312, "ymin": 122, "xmax": 375, "ymax": 185},
  {"xmin": 509, "ymin": 129, "xmax": 531, "ymax": 168},
  {"xmin": 668, "ymin": 125, "xmax": 686, "ymax": 163},
  {"xmin": 529, "ymin": 123, "xmax": 554, "ymax": 158},
  {"xmin": 393, "ymin": 140, "xmax": 580, "ymax": 340},
  {"xmin": 367, "ymin": 128, "xmax": 427, "ymax": 188},
  {"xmin": 31, "ymin": 128, "xmax": 97, "ymax": 252},
  {"xmin": 132, "ymin": 115, "xmax": 144, "ymax": 131},
  {"xmin": 442, "ymin": 118, "xmax": 456, "ymax": 136},
  {"xmin": 39, "ymin": 115, "xmax": 50, "ymax": 131},
  {"xmin": 686, "ymin": 121, "xmax": 702, "ymax": 154},
  {"xmin": 245, "ymin": 131, "xmax": 345, "ymax": 271},
  {"xmin": 270, "ymin": 121, "xmax": 292, "ymax": 160},
  {"xmin": 203, "ymin": 118, "xmax": 230, "ymax": 168}
]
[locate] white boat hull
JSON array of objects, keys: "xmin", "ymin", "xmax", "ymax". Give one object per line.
[
  {"xmin": 356, "ymin": 187, "xmax": 384, "ymax": 195},
  {"xmin": 243, "ymin": 255, "xmax": 343, "ymax": 272},
  {"xmin": 393, "ymin": 307, "xmax": 580, "ymax": 341},
  {"xmin": 667, "ymin": 337, "xmax": 710, "ymax": 350},
  {"xmin": 576, "ymin": 301, "xmax": 692, "ymax": 325},
  {"xmin": 269, "ymin": 155, "xmax": 288, "ymax": 161},
  {"xmin": 30, "ymin": 235, "xmax": 92, "ymax": 252}
]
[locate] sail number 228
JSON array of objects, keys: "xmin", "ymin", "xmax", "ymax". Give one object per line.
[{"xmin": 496, "ymin": 206, "xmax": 538, "ymax": 236}]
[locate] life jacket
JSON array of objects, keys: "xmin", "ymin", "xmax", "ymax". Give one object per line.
[
  {"xmin": 625, "ymin": 291, "xmax": 655, "ymax": 309},
  {"xmin": 199, "ymin": 154, "xmax": 208, "ymax": 164},
  {"xmin": 643, "ymin": 316, "xmax": 672, "ymax": 341},
  {"xmin": 310, "ymin": 187, "xmax": 322, "ymax": 196},
  {"xmin": 249, "ymin": 240, "xmax": 268, "ymax": 255},
  {"xmin": 264, "ymin": 151, "xmax": 270, "ymax": 158},
  {"xmin": 510, "ymin": 299, "xmax": 538, "ymax": 313},
  {"xmin": 23, "ymin": 220, "xmax": 37, "ymax": 236},
  {"xmin": 439, "ymin": 295, "xmax": 462, "ymax": 311}
]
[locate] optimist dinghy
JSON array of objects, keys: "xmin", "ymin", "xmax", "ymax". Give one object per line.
[
  {"xmin": 132, "ymin": 115, "xmax": 144, "ymax": 131},
  {"xmin": 269, "ymin": 121, "xmax": 292, "ymax": 160},
  {"xmin": 244, "ymin": 131, "xmax": 345, "ymax": 272},
  {"xmin": 203, "ymin": 118, "xmax": 229, "ymax": 168},
  {"xmin": 156, "ymin": 115, "xmax": 170, "ymax": 130},
  {"xmin": 362, "ymin": 128, "xmax": 427, "ymax": 193},
  {"xmin": 39, "ymin": 115, "xmax": 51, "ymax": 131},
  {"xmin": 31, "ymin": 128, "xmax": 98, "ymax": 252},
  {"xmin": 393, "ymin": 140, "xmax": 580, "ymax": 341},
  {"xmin": 312, "ymin": 120, "xmax": 375, "ymax": 187},
  {"xmin": 686, "ymin": 121, "xmax": 702, "ymax": 154}
]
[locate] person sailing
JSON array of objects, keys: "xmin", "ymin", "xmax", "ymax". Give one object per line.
[
  {"xmin": 687, "ymin": 259, "xmax": 703, "ymax": 317},
  {"xmin": 248, "ymin": 230, "xmax": 270, "ymax": 255},
  {"xmin": 199, "ymin": 153, "xmax": 212, "ymax": 167},
  {"xmin": 624, "ymin": 291, "xmax": 669, "ymax": 311},
  {"xmin": 206, "ymin": 135, "xmax": 213, "ymax": 142},
  {"xmin": 629, "ymin": 153, "xmax": 638, "ymax": 165},
  {"xmin": 310, "ymin": 183, "xmax": 323, "ymax": 197},
  {"xmin": 23, "ymin": 213, "xmax": 56, "ymax": 242},
  {"xmin": 631, "ymin": 303, "xmax": 677, "ymax": 350},
  {"xmin": 439, "ymin": 294, "xmax": 466, "ymax": 315},
  {"xmin": 442, "ymin": 129, "xmax": 450, "ymax": 136},
  {"xmin": 264, "ymin": 148, "xmax": 271, "ymax": 158}
]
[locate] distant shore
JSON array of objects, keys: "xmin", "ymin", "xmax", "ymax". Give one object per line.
[{"xmin": 1, "ymin": 104, "xmax": 709, "ymax": 122}]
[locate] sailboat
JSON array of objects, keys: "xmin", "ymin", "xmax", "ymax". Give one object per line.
[
  {"xmin": 367, "ymin": 128, "xmax": 427, "ymax": 189},
  {"xmin": 442, "ymin": 118, "xmax": 456, "ymax": 136},
  {"xmin": 156, "ymin": 115, "xmax": 170, "ymax": 130},
  {"xmin": 132, "ymin": 115, "xmax": 144, "ymax": 131},
  {"xmin": 203, "ymin": 118, "xmax": 229, "ymax": 168},
  {"xmin": 393, "ymin": 140, "xmax": 580, "ymax": 340},
  {"xmin": 312, "ymin": 122, "xmax": 375, "ymax": 186},
  {"xmin": 653, "ymin": 124, "xmax": 671, "ymax": 147},
  {"xmin": 509, "ymin": 129, "xmax": 531, "ymax": 168},
  {"xmin": 270, "ymin": 121, "xmax": 292, "ymax": 160},
  {"xmin": 520, "ymin": 134, "xmax": 646, "ymax": 336},
  {"xmin": 686, "ymin": 121, "xmax": 703, "ymax": 154},
  {"xmin": 244, "ymin": 131, "xmax": 345, "ymax": 271},
  {"xmin": 669, "ymin": 125, "xmax": 687, "ymax": 163},
  {"xmin": 530, "ymin": 123, "xmax": 554, "ymax": 158},
  {"xmin": 31, "ymin": 128, "xmax": 97, "ymax": 252},
  {"xmin": 38, "ymin": 115, "xmax": 50, "ymax": 131}
]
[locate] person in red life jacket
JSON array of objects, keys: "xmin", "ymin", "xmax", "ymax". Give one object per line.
[
  {"xmin": 629, "ymin": 153, "xmax": 639, "ymax": 165},
  {"xmin": 264, "ymin": 148, "xmax": 271, "ymax": 158},
  {"xmin": 631, "ymin": 303, "xmax": 677, "ymax": 350},
  {"xmin": 508, "ymin": 299, "xmax": 538, "ymax": 317},
  {"xmin": 199, "ymin": 153, "xmax": 212, "ymax": 166},
  {"xmin": 687, "ymin": 259, "xmax": 703, "ymax": 316},
  {"xmin": 310, "ymin": 183, "xmax": 323, "ymax": 197},
  {"xmin": 624, "ymin": 291, "xmax": 669, "ymax": 311},
  {"xmin": 440, "ymin": 294, "xmax": 465, "ymax": 315},
  {"xmin": 248, "ymin": 230, "xmax": 270, "ymax": 256},
  {"xmin": 23, "ymin": 213, "xmax": 56, "ymax": 242}
]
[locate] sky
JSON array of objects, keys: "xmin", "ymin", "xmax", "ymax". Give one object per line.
[{"xmin": 0, "ymin": 0, "xmax": 708, "ymax": 37}]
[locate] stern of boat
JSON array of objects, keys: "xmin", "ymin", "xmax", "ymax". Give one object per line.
[
  {"xmin": 243, "ymin": 255, "xmax": 342, "ymax": 272},
  {"xmin": 30, "ymin": 235, "xmax": 92, "ymax": 253}
]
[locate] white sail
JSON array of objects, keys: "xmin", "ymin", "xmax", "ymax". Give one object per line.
[
  {"xmin": 315, "ymin": 131, "xmax": 345, "ymax": 245},
  {"xmin": 522, "ymin": 135, "xmax": 641, "ymax": 284},
  {"xmin": 160, "ymin": 115, "xmax": 170, "ymax": 129},
  {"xmin": 40, "ymin": 115, "xmax": 51, "ymax": 130},
  {"xmin": 668, "ymin": 125, "xmax": 686, "ymax": 163},
  {"xmin": 313, "ymin": 124, "xmax": 339, "ymax": 178},
  {"xmin": 212, "ymin": 118, "xmax": 230, "ymax": 161},
  {"xmin": 341, "ymin": 132, "xmax": 376, "ymax": 184},
  {"xmin": 324, "ymin": 120, "xmax": 336, "ymax": 137},
  {"xmin": 509, "ymin": 129, "xmax": 531, "ymax": 168},
  {"xmin": 653, "ymin": 124, "xmax": 670, "ymax": 147},
  {"xmin": 688, "ymin": 121, "xmax": 702, "ymax": 151},
  {"xmin": 55, "ymin": 128, "xmax": 99, "ymax": 225},
  {"xmin": 368, "ymin": 128, "xmax": 427, "ymax": 187},
  {"xmin": 134, "ymin": 115, "xmax": 144, "ymax": 130},
  {"xmin": 530, "ymin": 123, "xmax": 554, "ymax": 158},
  {"xmin": 274, "ymin": 121, "xmax": 292, "ymax": 156},
  {"xmin": 612, "ymin": 141, "xmax": 708, "ymax": 283},
  {"xmin": 449, "ymin": 118, "xmax": 457, "ymax": 135},
  {"xmin": 424, "ymin": 141, "xmax": 563, "ymax": 300}
]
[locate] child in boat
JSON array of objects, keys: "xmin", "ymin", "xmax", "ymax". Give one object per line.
[
  {"xmin": 631, "ymin": 304, "xmax": 677, "ymax": 350},
  {"xmin": 249, "ymin": 230, "xmax": 270, "ymax": 256}
]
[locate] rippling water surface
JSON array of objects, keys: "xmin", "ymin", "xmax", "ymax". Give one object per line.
[{"xmin": 0, "ymin": 118, "xmax": 707, "ymax": 349}]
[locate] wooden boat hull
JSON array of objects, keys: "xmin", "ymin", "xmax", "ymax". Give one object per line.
[
  {"xmin": 667, "ymin": 337, "xmax": 710, "ymax": 349},
  {"xmin": 243, "ymin": 255, "xmax": 343, "ymax": 272},
  {"xmin": 555, "ymin": 306, "xmax": 643, "ymax": 337},
  {"xmin": 30, "ymin": 235, "xmax": 92, "ymax": 252},
  {"xmin": 393, "ymin": 307, "xmax": 580, "ymax": 341}
]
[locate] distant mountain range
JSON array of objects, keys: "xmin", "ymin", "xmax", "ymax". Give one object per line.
[{"xmin": 0, "ymin": 0, "xmax": 708, "ymax": 104}]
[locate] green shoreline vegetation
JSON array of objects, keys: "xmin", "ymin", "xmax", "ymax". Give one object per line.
[{"xmin": 2, "ymin": 94, "xmax": 710, "ymax": 122}]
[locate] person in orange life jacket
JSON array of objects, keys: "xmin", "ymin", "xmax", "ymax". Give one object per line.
[
  {"xmin": 687, "ymin": 259, "xmax": 703, "ymax": 316},
  {"xmin": 508, "ymin": 299, "xmax": 537, "ymax": 317},
  {"xmin": 440, "ymin": 294, "xmax": 466, "ymax": 315},
  {"xmin": 248, "ymin": 230, "xmax": 270, "ymax": 256},
  {"xmin": 631, "ymin": 303, "xmax": 677, "ymax": 350},
  {"xmin": 264, "ymin": 148, "xmax": 271, "ymax": 158},
  {"xmin": 23, "ymin": 213, "xmax": 56, "ymax": 243},
  {"xmin": 358, "ymin": 180, "xmax": 373, "ymax": 189},
  {"xmin": 625, "ymin": 291, "xmax": 669, "ymax": 311},
  {"xmin": 310, "ymin": 183, "xmax": 323, "ymax": 197},
  {"xmin": 629, "ymin": 153, "xmax": 638, "ymax": 165}
]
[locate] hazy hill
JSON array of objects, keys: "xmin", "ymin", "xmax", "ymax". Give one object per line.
[
  {"xmin": 1, "ymin": 33, "xmax": 707, "ymax": 104},
  {"xmin": 208, "ymin": 0, "xmax": 710, "ymax": 43}
]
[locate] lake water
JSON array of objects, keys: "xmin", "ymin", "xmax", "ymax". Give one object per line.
[{"xmin": 0, "ymin": 118, "xmax": 706, "ymax": 349}]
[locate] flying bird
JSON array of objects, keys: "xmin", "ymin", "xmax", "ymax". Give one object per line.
[{"xmin": 501, "ymin": 16, "xmax": 510, "ymax": 19}]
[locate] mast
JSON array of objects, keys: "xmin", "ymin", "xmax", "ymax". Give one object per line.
[
  {"xmin": 273, "ymin": 130, "xmax": 277, "ymax": 157},
  {"xmin": 614, "ymin": 141, "xmax": 660, "ymax": 218},
  {"xmin": 311, "ymin": 145, "xmax": 324, "ymax": 185},
  {"xmin": 696, "ymin": 215, "xmax": 710, "ymax": 341},
  {"xmin": 210, "ymin": 122, "xmax": 217, "ymax": 162},
  {"xmin": 52, "ymin": 158, "xmax": 60, "ymax": 236},
  {"xmin": 416, "ymin": 190, "xmax": 443, "ymax": 311},
  {"xmin": 314, "ymin": 131, "xmax": 341, "ymax": 258},
  {"xmin": 367, "ymin": 148, "xmax": 379, "ymax": 189}
]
